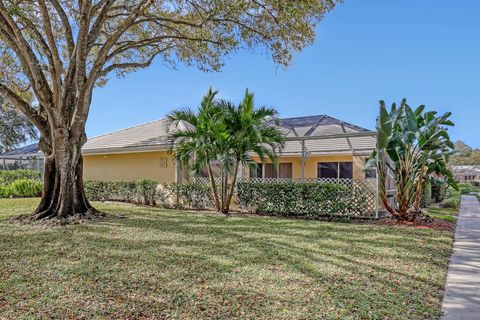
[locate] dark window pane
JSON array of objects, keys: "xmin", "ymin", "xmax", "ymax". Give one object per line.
[
  {"xmin": 339, "ymin": 162, "xmax": 353, "ymax": 179},
  {"xmin": 365, "ymin": 159, "xmax": 376, "ymax": 179},
  {"xmin": 264, "ymin": 163, "xmax": 277, "ymax": 178},
  {"xmin": 318, "ymin": 162, "xmax": 338, "ymax": 179},
  {"xmin": 279, "ymin": 163, "xmax": 293, "ymax": 178}
]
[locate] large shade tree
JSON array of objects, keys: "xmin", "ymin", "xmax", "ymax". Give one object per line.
[
  {"xmin": 0, "ymin": 0, "xmax": 340, "ymax": 221},
  {"xmin": 369, "ymin": 100, "xmax": 457, "ymax": 221}
]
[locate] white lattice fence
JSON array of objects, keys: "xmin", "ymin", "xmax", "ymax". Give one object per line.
[{"xmin": 191, "ymin": 177, "xmax": 378, "ymax": 218}]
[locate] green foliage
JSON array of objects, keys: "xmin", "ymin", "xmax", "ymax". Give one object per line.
[
  {"xmin": 369, "ymin": 99, "xmax": 456, "ymax": 220},
  {"xmin": 441, "ymin": 196, "xmax": 460, "ymax": 209},
  {"xmin": 420, "ymin": 180, "xmax": 432, "ymax": 208},
  {"xmin": 84, "ymin": 180, "xmax": 214, "ymax": 210},
  {"xmin": 168, "ymin": 183, "xmax": 214, "ymax": 209},
  {"xmin": 0, "ymin": 98, "xmax": 38, "ymax": 154},
  {"xmin": 431, "ymin": 183, "xmax": 447, "ymax": 203},
  {"xmin": 84, "ymin": 181, "xmax": 140, "ymax": 203},
  {"xmin": 0, "ymin": 170, "xmax": 41, "ymax": 185},
  {"xmin": 137, "ymin": 179, "xmax": 158, "ymax": 206},
  {"xmin": 7, "ymin": 179, "xmax": 42, "ymax": 198},
  {"xmin": 236, "ymin": 181, "xmax": 373, "ymax": 217},
  {"xmin": 441, "ymin": 188, "xmax": 461, "ymax": 209},
  {"xmin": 459, "ymin": 183, "xmax": 472, "ymax": 195},
  {"xmin": 167, "ymin": 88, "xmax": 285, "ymax": 212}
]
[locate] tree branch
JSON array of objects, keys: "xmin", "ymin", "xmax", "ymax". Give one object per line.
[{"xmin": 0, "ymin": 82, "xmax": 48, "ymax": 132}]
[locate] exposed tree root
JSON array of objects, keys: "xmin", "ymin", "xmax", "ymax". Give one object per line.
[{"xmin": 12, "ymin": 208, "xmax": 107, "ymax": 227}]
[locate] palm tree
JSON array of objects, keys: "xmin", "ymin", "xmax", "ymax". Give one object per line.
[
  {"xmin": 369, "ymin": 99, "xmax": 457, "ymax": 221},
  {"xmin": 166, "ymin": 89, "xmax": 285, "ymax": 214},
  {"xmin": 166, "ymin": 89, "xmax": 226, "ymax": 211},
  {"xmin": 219, "ymin": 90, "xmax": 285, "ymax": 212}
]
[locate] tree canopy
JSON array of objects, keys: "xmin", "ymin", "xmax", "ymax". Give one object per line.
[
  {"xmin": 0, "ymin": 0, "xmax": 340, "ymax": 221},
  {"xmin": 0, "ymin": 97, "xmax": 37, "ymax": 154}
]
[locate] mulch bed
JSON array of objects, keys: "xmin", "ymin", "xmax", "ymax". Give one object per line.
[{"xmin": 361, "ymin": 216, "xmax": 455, "ymax": 231}]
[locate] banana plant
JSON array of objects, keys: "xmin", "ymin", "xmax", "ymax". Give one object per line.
[{"xmin": 368, "ymin": 100, "xmax": 457, "ymax": 221}]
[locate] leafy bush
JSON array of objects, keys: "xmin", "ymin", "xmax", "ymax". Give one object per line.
[
  {"xmin": 137, "ymin": 179, "xmax": 157, "ymax": 205},
  {"xmin": 84, "ymin": 181, "xmax": 138, "ymax": 202},
  {"xmin": 84, "ymin": 180, "xmax": 214, "ymax": 209},
  {"xmin": 8, "ymin": 179, "xmax": 43, "ymax": 198},
  {"xmin": 420, "ymin": 180, "xmax": 432, "ymax": 208},
  {"xmin": 459, "ymin": 183, "xmax": 472, "ymax": 195},
  {"xmin": 236, "ymin": 181, "xmax": 373, "ymax": 217},
  {"xmin": 167, "ymin": 182, "xmax": 214, "ymax": 209},
  {"xmin": 431, "ymin": 184, "xmax": 447, "ymax": 203},
  {"xmin": 0, "ymin": 170, "xmax": 42, "ymax": 185},
  {"xmin": 441, "ymin": 196, "xmax": 460, "ymax": 209}
]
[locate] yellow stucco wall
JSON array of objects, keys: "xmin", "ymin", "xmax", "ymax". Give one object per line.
[
  {"xmin": 83, "ymin": 151, "xmax": 176, "ymax": 182},
  {"xmin": 249, "ymin": 154, "xmax": 370, "ymax": 180},
  {"xmin": 83, "ymin": 151, "xmax": 371, "ymax": 182}
]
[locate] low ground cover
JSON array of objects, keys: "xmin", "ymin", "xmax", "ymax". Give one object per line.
[{"xmin": 0, "ymin": 198, "xmax": 453, "ymax": 319}]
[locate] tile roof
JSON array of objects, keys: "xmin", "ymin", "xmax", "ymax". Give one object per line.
[
  {"xmin": 83, "ymin": 114, "xmax": 375, "ymax": 156},
  {"xmin": 1, "ymin": 115, "xmax": 376, "ymax": 157}
]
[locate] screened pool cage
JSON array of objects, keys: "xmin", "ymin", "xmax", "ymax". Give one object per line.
[
  {"xmin": 0, "ymin": 154, "xmax": 44, "ymax": 172},
  {"xmin": 192, "ymin": 131, "xmax": 392, "ymax": 219}
]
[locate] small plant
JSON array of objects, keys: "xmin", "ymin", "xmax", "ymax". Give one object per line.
[
  {"xmin": 137, "ymin": 179, "xmax": 158, "ymax": 205},
  {"xmin": 8, "ymin": 179, "xmax": 43, "ymax": 198}
]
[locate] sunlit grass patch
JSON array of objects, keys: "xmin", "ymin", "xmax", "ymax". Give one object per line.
[{"xmin": 0, "ymin": 198, "xmax": 453, "ymax": 319}]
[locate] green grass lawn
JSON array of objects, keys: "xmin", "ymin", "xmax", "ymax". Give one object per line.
[
  {"xmin": 0, "ymin": 198, "xmax": 453, "ymax": 319},
  {"xmin": 425, "ymin": 207, "xmax": 458, "ymax": 223}
]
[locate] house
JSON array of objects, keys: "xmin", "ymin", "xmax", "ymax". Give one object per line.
[
  {"xmin": 452, "ymin": 166, "xmax": 480, "ymax": 183},
  {"xmin": 0, "ymin": 115, "xmax": 377, "ymax": 182}
]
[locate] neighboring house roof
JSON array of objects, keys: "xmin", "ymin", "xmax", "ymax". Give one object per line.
[
  {"xmin": 452, "ymin": 166, "xmax": 480, "ymax": 176},
  {"xmin": 0, "ymin": 143, "xmax": 41, "ymax": 158},
  {"xmin": 1, "ymin": 115, "xmax": 376, "ymax": 158}
]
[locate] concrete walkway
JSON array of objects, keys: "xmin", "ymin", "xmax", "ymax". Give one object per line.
[{"xmin": 441, "ymin": 195, "xmax": 480, "ymax": 319}]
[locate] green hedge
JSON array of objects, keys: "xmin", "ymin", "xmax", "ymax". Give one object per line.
[
  {"xmin": 84, "ymin": 180, "xmax": 214, "ymax": 209},
  {"xmin": 0, "ymin": 170, "xmax": 42, "ymax": 185},
  {"xmin": 236, "ymin": 181, "xmax": 373, "ymax": 217},
  {"xmin": 0, "ymin": 179, "xmax": 43, "ymax": 198}
]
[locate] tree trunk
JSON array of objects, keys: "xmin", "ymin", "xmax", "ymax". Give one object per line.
[
  {"xmin": 207, "ymin": 162, "xmax": 221, "ymax": 211},
  {"xmin": 23, "ymin": 131, "xmax": 99, "ymax": 223},
  {"xmin": 224, "ymin": 161, "xmax": 240, "ymax": 213}
]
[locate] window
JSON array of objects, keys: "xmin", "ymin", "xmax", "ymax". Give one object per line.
[
  {"xmin": 365, "ymin": 159, "xmax": 376, "ymax": 179},
  {"xmin": 317, "ymin": 162, "xmax": 353, "ymax": 179},
  {"xmin": 279, "ymin": 163, "xmax": 293, "ymax": 178},
  {"xmin": 258, "ymin": 163, "xmax": 293, "ymax": 179}
]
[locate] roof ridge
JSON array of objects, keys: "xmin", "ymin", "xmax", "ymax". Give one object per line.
[
  {"xmin": 280, "ymin": 114, "xmax": 326, "ymax": 120},
  {"xmin": 87, "ymin": 117, "xmax": 167, "ymax": 141},
  {"xmin": 304, "ymin": 115, "xmax": 326, "ymax": 136}
]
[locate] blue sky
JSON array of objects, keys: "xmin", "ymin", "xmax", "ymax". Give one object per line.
[{"xmin": 88, "ymin": 0, "xmax": 480, "ymax": 147}]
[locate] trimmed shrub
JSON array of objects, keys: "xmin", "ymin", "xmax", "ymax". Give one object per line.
[
  {"xmin": 137, "ymin": 179, "xmax": 157, "ymax": 205},
  {"xmin": 459, "ymin": 184, "xmax": 472, "ymax": 195},
  {"xmin": 8, "ymin": 179, "xmax": 43, "ymax": 198},
  {"xmin": 0, "ymin": 170, "xmax": 42, "ymax": 185},
  {"xmin": 84, "ymin": 181, "xmax": 138, "ymax": 202},
  {"xmin": 84, "ymin": 180, "xmax": 214, "ymax": 209},
  {"xmin": 166, "ymin": 182, "xmax": 214, "ymax": 209},
  {"xmin": 420, "ymin": 180, "xmax": 432, "ymax": 208},
  {"xmin": 236, "ymin": 181, "xmax": 373, "ymax": 217},
  {"xmin": 431, "ymin": 184, "xmax": 447, "ymax": 203},
  {"xmin": 442, "ymin": 196, "xmax": 460, "ymax": 209}
]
